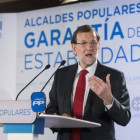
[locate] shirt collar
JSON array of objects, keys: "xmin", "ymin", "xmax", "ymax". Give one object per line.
[{"xmin": 77, "ymin": 59, "xmax": 98, "ymax": 76}]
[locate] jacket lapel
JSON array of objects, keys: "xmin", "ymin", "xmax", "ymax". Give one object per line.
[
  {"xmin": 84, "ymin": 61, "xmax": 107, "ymax": 118},
  {"xmin": 63, "ymin": 64, "xmax": 78, "ymax": 116}
]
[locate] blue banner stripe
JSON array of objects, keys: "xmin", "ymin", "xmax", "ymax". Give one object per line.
[{"xmin": 0, "ymin": 22, "xmax": 2, "ymax": 30}]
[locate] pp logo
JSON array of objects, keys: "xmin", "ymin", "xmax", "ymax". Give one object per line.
[
  {"xmin": 132, "ymin": 97, "xmax": 140, "ymax": 111},
  {"xmin": 33, "ymin": 98, "xmax": 44, "ymax": 106},
  {"xmin": 31, "ymin": 92, "xmax": 46, "ymax": 112}
]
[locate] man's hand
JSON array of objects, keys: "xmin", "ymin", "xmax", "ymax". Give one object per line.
[
  {"xmin": 62, "ymin": 113, "xmax": 72, "ymax": 117},
  {"xmin": 88, "ymin": 74, "xmax": 113, "ymax": 105},
  {"xmin": 62, "ymin": 113, "xmax": 76, "ymax": 118}
]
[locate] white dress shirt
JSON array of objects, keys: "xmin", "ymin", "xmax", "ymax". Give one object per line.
[{"xmin": 71, "ymin": 60, "xmax": 113, "ymax": 116}]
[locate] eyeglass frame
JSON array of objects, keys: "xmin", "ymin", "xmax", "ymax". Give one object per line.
[{"xmin": 74, "ymin": 40, "xmax": 99, "ymax": 48}]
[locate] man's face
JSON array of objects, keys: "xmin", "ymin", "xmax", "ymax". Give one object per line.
[{"xmin": 72, "ymin": 31, "xmax": 100, "ymax": 69}]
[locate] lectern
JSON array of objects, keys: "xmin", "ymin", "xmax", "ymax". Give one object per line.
[{"xmin": 0, "ymin": 100, "xmax": 101, "ymax": 140}]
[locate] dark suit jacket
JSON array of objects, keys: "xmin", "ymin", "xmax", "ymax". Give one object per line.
[{"xmin": 45, "ymin": 61, "xmax": 131, "ymax": 140}]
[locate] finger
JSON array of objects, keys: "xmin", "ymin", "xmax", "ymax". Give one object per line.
[
  {"xmin": 88, "ymin": 78, "xmax": 98, "ymax": 88},
  {"xmin": 106, "ymin": 74, "xmax": 110, "ymax": 86},
  {"xmin": 88, "ymin": 77, "xmax": 102, "ymax": 92},
  {"xmin": 88, "ymin": 77, "xmax": 92, "ymax": 82},
  {"xmin": 89, "ymin": 76, "xmax": 103, "ymax": 88},
  {"xmin": 88, "ymin": 82, "xmax": 98, "ymax": 93},
  {"xmin": 62, "ymin": 113, "xmax": 71, "ymax": 117},
  {"xmin": 91, "ymin": 76, "xmax": 105, "ymax": 86},
  {"xmin": 88, "ymin": 77, "xmax": 98, "ymax": 87}
]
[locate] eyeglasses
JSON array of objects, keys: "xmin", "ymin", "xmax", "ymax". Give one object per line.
[{"xmin": 75, "ymin": 40, "xmax": 98, "ymax": 48}]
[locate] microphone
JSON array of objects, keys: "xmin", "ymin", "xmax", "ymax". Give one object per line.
[
  {"xmin": 40, "ymin": 60, "xmax": 66, "ymax": 92},
  {"xmin": 15, "ymin": 64, "xmax": 51, "ymax": 100}
]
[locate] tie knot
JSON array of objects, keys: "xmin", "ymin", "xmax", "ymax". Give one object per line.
[{"xmin": 80, "ymin": 70, "xmax": 88, "ymax": 76}]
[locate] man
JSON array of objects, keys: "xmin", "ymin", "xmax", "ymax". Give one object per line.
[{"xmin": 45, "ymin": 25, "xmax": 131, "ymax": 140}]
